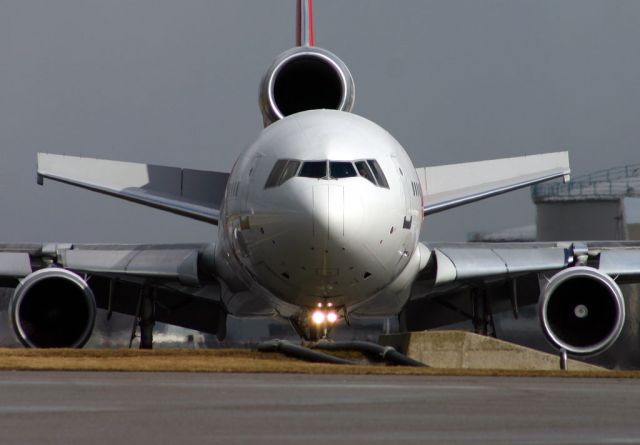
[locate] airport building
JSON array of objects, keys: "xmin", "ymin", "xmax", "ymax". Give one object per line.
[
  {"xmin": 534, "ymin": 163, "xmax": 640, "ymax": 240},
  {"xmin": 470, "ymin": 163, "xmax": 640, "ymax": 242}
]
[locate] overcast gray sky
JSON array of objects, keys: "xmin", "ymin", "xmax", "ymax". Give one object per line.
[{"xmin": 1, "ymin": 0, "xmax": 640, "ymax": 243}]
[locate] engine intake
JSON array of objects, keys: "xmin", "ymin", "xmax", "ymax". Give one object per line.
[
  {"xmin": 539, "ymin": 266, "xmax": 625, "ymax": 355},
  {"xmin": 9, "ymin": 268, "xmax": 96, "ymax": 348},
  {"xmin": 259, "ymin": 46, "xmax": 355, "ymax": 126}
]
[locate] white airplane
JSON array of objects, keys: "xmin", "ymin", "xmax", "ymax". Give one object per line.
[{"xmin": 2, "ymin": 1, "xmax": 638, "ymax": 357}]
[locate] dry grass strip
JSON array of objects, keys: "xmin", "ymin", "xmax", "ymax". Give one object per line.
[{"xmin": 0, "ymin": 348, "xmax": 639, "ymax": 378}]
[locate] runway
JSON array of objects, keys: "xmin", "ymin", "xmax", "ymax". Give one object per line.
[{"xmin": 0, "ymin": 372, "xmax": 639, "ymax": 444}]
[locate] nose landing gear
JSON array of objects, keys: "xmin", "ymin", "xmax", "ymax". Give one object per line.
[{"xmin": 290, "ymin": 303, "xmax": 341, "ymax": 341}]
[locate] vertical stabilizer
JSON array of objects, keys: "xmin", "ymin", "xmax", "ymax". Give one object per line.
[{"xmin": 296, "ymin": 0, "xmax": 314, "ymax": 46}]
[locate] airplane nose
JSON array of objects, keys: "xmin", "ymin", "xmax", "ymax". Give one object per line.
[
  {"xmin": 266, "ymin": 182, "xmax": 367, "ymax": 301},
  {"xmin": 252, "ymin": 179, "xmax": 401, "ymax": 306},
  {"xmin": 299, "ymin": 183, "xmax": 364, "ymax": 296},
  {"xmin": 312, "ymin": 184, "xmax": 351, "ymax": 243}
]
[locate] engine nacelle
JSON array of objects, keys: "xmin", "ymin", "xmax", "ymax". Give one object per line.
[
  {"xmin": 259, "ymin": 46, "xmax": 355, "ymax": 126},
  {"xmin": 539, "ymin": 266, "xmax": 625, "ymax": 355},
  {"xmin": 9, "ymin": 268, "xmax": 96, "ymax": 348}
]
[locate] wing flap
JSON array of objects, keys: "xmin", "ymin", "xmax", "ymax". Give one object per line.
[
  {"xmin": 37, "ymin": 153, "xmax": 228, "ymax": 224},
  {"xmin": 418, "ymin": 151, "xmax": 570, "ymax": 215}
]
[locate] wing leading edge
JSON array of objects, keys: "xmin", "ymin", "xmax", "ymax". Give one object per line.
[
  {"xmin": 37, "ymin": 153, "xmax": 228, "ymax": 224},
  {"xmin": 417, "ymin": 151, "xmax": 570, "ymax": 216}
]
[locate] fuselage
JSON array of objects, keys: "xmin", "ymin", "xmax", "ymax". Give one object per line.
[{"xmin": 218, "ymin": 110, "xmax": 424, "ymax": 316}]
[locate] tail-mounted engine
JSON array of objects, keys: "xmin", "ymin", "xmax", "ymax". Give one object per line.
[
  {"xmin": 9, "ymin": 268, "xmax": 96, "ymax": 348},
  {"xmin": 259, "ymin": 46, "xmax": 355, "ymax": 126},
  {"xmin": 539, "ymin": 266, "xmax": 625, "ymax": 355}
]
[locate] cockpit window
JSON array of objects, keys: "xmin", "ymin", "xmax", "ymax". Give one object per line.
[
  {"xmin": 280, "ymin": 160, "xmax": 300, "ymax": 183},
  {"xmin": 265, "ymin": 160, "xmax": 287, "ymax": 188},
  {"xmin": 299, "ymin": 161, "xmax": 327, "ymax": 178},
  {"xmin": 354, "ymin": 161, "xmax": 375, "ymax": 184},
  {"xmin": 330, "ymin": 161, "xmax": 357, "ymax": 178},
  {"xmin": 264, "ymin": 159, "xmax": 300, "ymax": 188},
  {"xmin": 265, "ymin": 158, "xmax": 389, "ymax": 188},
  {"xmin": 367, "ymin": 159, "xmax": 389, "ymax": 188}
]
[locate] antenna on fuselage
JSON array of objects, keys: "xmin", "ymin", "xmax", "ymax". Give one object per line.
[{"xmin": 296, "ymin": 0, "xmax": 314, "ymax": 47}]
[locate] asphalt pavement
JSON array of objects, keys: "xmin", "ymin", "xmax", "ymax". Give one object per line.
[{"xmin": 0, "ymin": 371, "xmax": 638, "ymax": 444}]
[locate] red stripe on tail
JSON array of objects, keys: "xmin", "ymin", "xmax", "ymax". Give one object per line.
[{"xmin": 296, "ymin": 0, "xmax": 314, "ymax": 47}]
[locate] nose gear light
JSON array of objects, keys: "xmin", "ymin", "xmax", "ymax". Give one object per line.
[
  {"xmin": 311, "ymin": 303, "xmax": 340, "ymax": 326},
  {"xmin": 312, "ymin": 310, "xmax": 326, "ymax": 325}
]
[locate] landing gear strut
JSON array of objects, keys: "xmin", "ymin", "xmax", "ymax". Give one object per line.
[
  {"xmin": 290, "ymin": 304, "xmax": 341, "ymax": 341},
  {"xmin": 129, "ymin": 286, "xmax": 156, "ymax": 349},
  {"xmin": 471, "ymin": 288, "xmax": 496, "ymax": 337},
  {"xmin": 424, "ymin": 287, "xmax": 498, "ymax": 338}
]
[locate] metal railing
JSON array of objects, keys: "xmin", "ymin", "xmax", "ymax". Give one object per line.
[{"xmin": 532, "ymin": 163, "xmax": 640, "ymax": 201}]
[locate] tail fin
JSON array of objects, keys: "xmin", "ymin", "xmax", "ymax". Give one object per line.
[{"xmin": 296, "ymin": 0, "xmax": 314, "ymax": 46}]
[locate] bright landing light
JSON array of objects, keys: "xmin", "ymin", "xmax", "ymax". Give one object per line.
[
  {"xmin": 311, "ymin": 309, "xmax": 339, "ymax": 325},
  {"xmin": 312, "ymin": 310, "xmax": 326, "ymax": 325}
]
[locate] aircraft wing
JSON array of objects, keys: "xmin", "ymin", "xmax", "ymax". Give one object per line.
[
  {"xmin": 417, "ymin": 240, "xmax": 640, "ymax": 287},
  {"xmin": 417, "ymin": 152, "xmax": 570, "ymax": 215},
  {"xmin": 403, "ymin": 240, "xmax": 640, "ymax": 355},
  {"xmin": 418, "ymin": 242, "xmax": 570, "ymax": 287},
  {"xmin": 0, "ymin": 242, "xmax": 274, "ymax": 346},
  {"xmin": 0, "ymin": 243, "xmax": 223, "ymax": 335},
  {"xmin": 37, "ymin": 153, "xmax": 229, "ymax": 224}
]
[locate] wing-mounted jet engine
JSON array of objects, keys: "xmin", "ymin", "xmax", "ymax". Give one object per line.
[
  {"xmin": 539, "ymin": 266, "xmax": 625, "ymax": 356},
  {"xmin": 404, "ymin": 241, "xmax": 627, "ymax": 358},
  {"xmin": 9, "ymin": 268, "xmax": 96, "ymax": 348}
]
